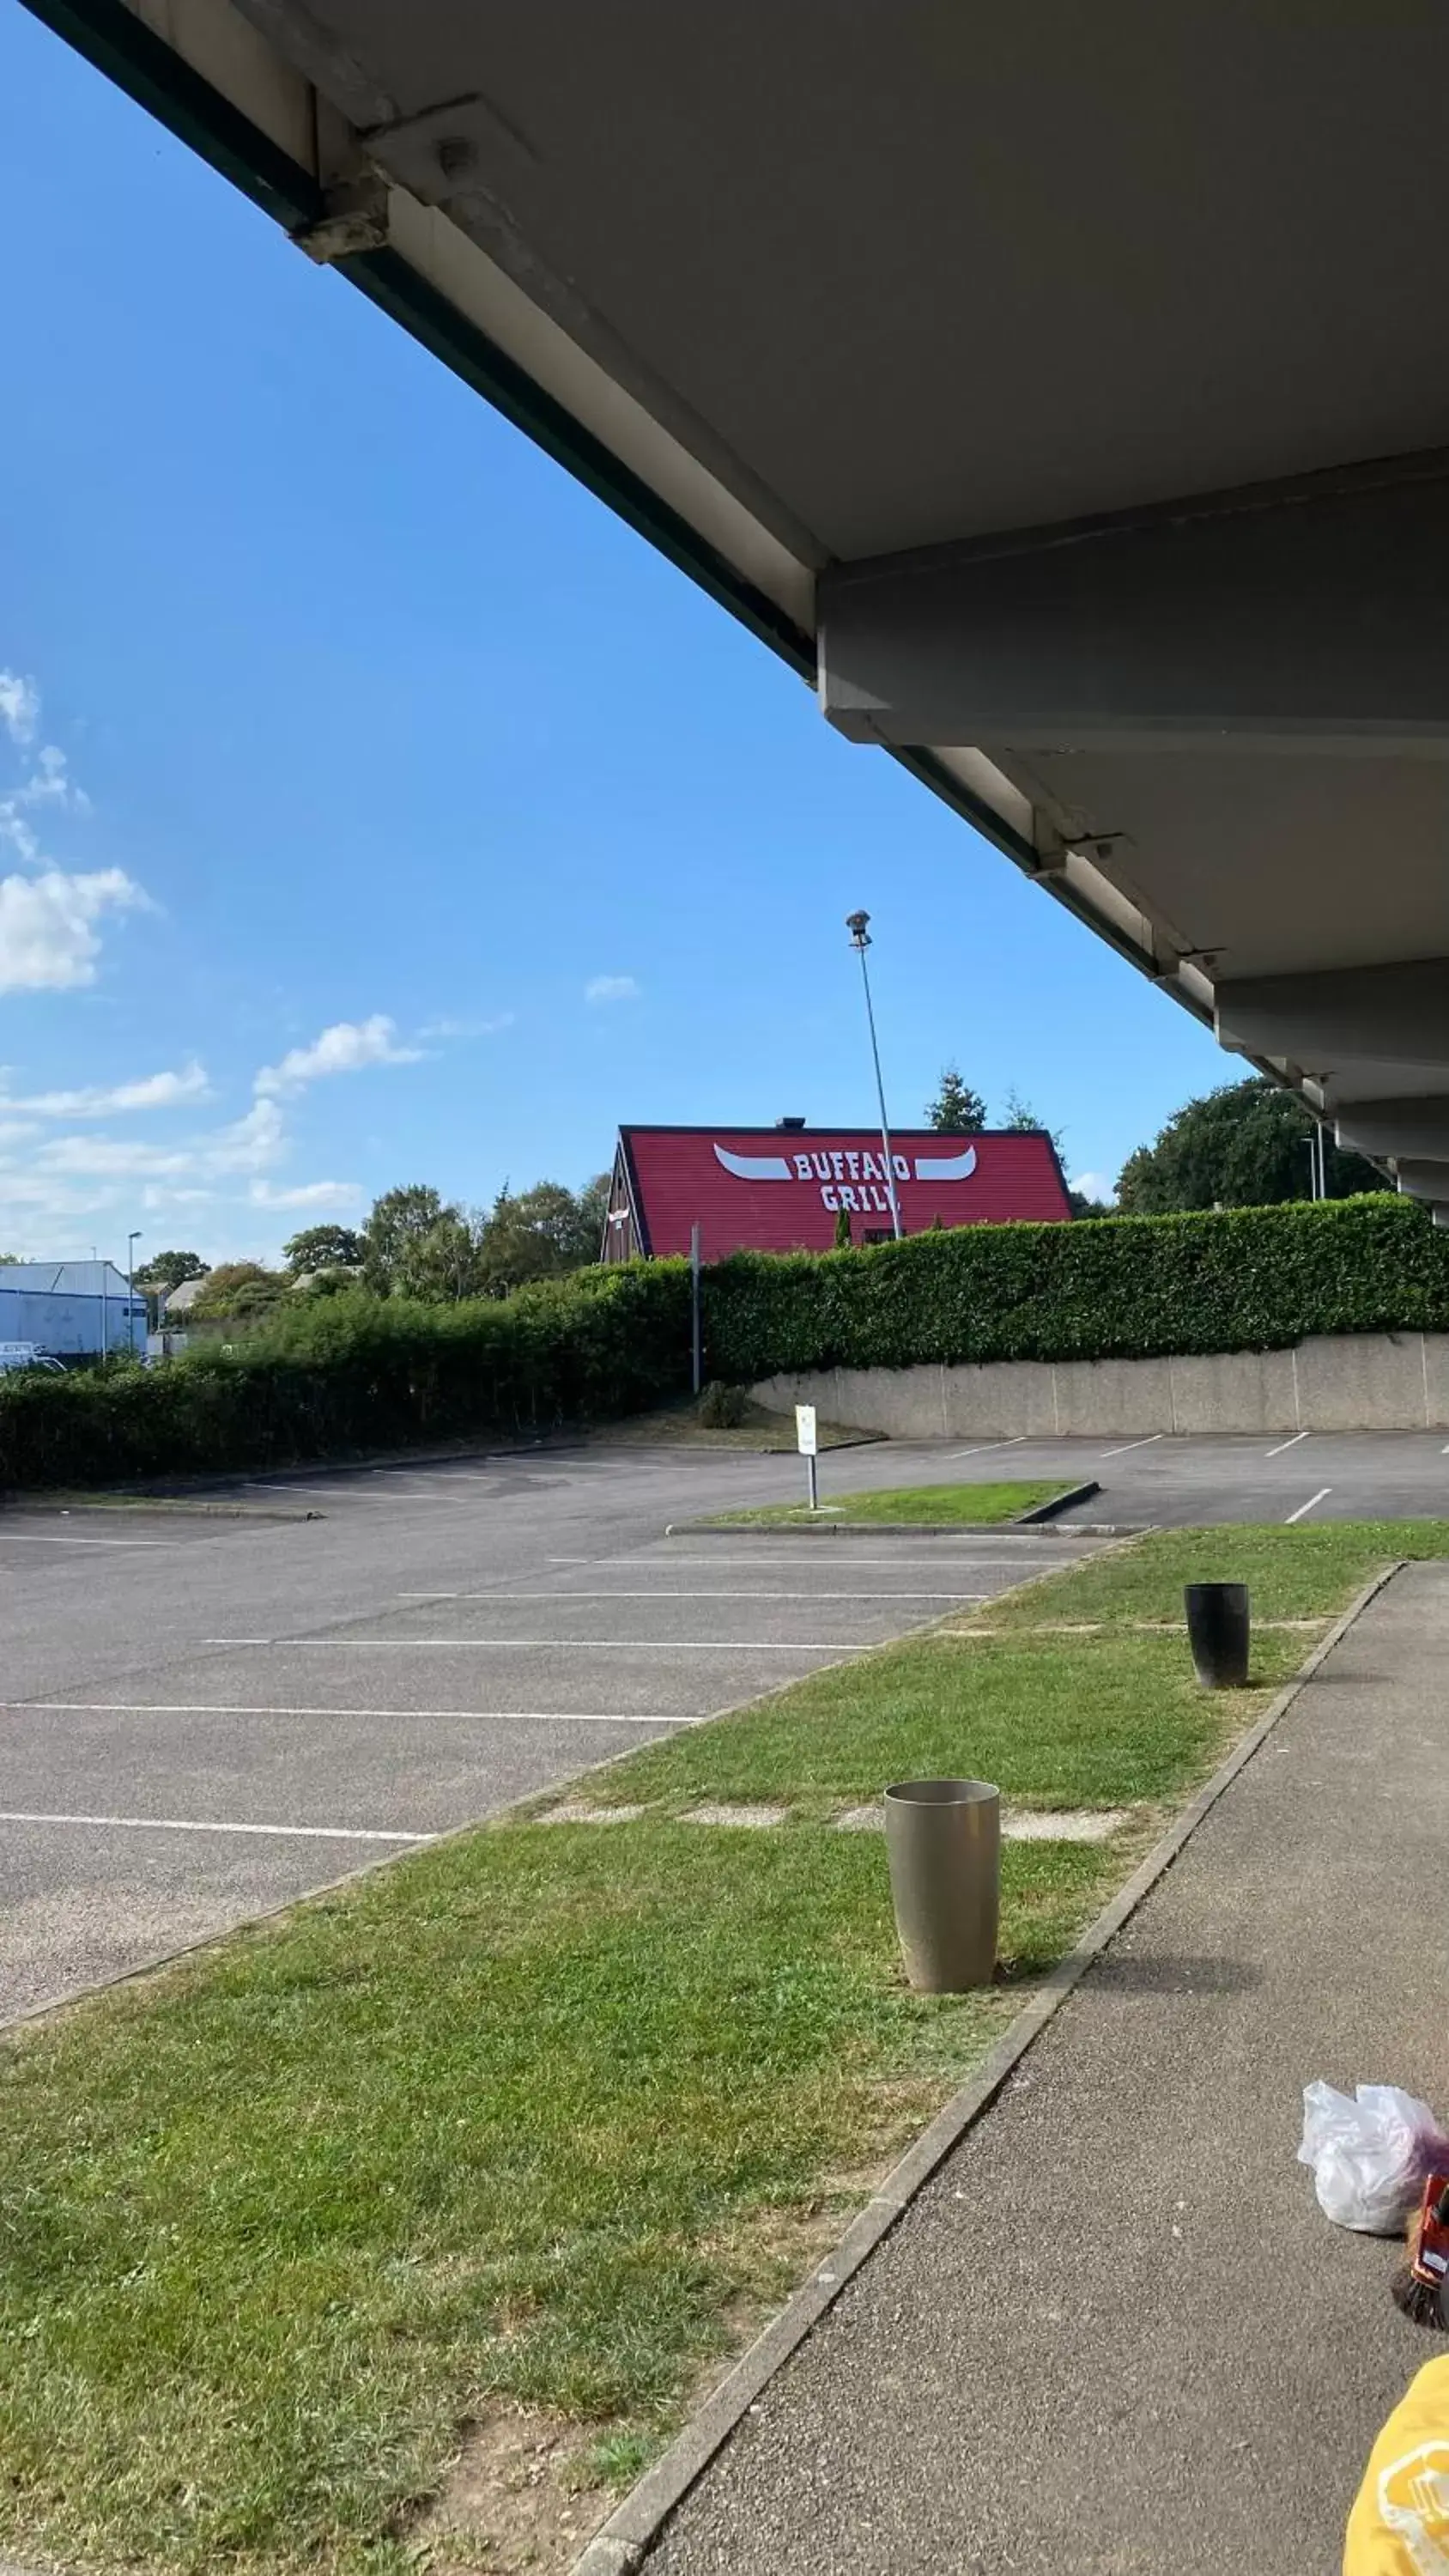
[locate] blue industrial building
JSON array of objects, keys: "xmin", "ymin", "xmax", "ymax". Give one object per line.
[{"xmin": 0, "ymin": 1262, "xmax": 148, "ymax": 1360}]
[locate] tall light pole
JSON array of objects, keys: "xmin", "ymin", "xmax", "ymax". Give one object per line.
[
  {"xmin": 846, "ymin": 910, "xmax": 903, "ymax": 1239},
  {"xmin": 127, "ymin": 1230, "xmax": 142, "ymax": 1358}
]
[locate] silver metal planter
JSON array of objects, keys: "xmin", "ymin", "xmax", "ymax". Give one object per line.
[{"xmin": 884, "ymin": 1777, "xmax": 1000, "ymax": 1992}]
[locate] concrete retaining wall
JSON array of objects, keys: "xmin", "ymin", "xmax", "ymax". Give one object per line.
[{"xmin": 752, "ymin": 1332, "xmax": 1449, "ymax": 1438}]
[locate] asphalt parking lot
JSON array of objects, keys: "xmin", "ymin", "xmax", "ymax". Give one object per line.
[
  {"xmin": 822, "ymin": 1424, "xmax": 1449, "ymax": 1527},
  {"xmin": 3, "ymin": 1424, "xmax": 1446, "ymax": 2026},
  {"xmin": 0, "ymin": 1443, "xmax": 1099, "ymax": 2022}
]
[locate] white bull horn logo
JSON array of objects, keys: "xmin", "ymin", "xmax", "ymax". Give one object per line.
[
  {"xmin": 912, "ymin": 1145, "xmax": 977, "ymax": 1182},
  {"xmin": 712, "ymin": 1145, "xmax": 795, "ymax": 1180}
]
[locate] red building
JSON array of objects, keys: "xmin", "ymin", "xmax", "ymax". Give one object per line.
[{"xmin": 602, "ymin": 1121, "xmax": 1070, "ymax": 1261}]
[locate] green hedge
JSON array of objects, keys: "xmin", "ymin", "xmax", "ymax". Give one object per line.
[
  {"xmin": 2, "ymin": 1198, "xmax": 1445, "ymax": 1489},
  {"xmin": 0, "ymin": 1264, "xmax": 691, "ymax": 1490},
  {"xmin": 700, "ymin": 1194, "xmax": 1449, "ymax": 1378}
]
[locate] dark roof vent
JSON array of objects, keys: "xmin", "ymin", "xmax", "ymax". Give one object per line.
[{"xmin": 775, "ymin": 1115, "xmax": 808, "ymax": 1131}]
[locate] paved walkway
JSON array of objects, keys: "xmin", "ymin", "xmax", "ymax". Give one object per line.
[{"xmin": 648, "ymin": 1560, "xmax": 1449, "ymax": 2573}]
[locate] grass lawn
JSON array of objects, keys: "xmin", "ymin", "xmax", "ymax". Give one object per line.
[
  {"xmin": 0, "ymin": 1521, "xmax": 1444, "ymax": 2576},
  {"xmin": 695, "ymin": 1478, "xmax": 1068, "ymax": 1527}
]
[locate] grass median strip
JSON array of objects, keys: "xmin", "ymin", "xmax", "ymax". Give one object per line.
[
  {"xmin": 2, "ymin": 1519, "xmax": 1446, "ymax": 2576},
  {"xmin": 688, "ymin": 1478, "xmax": 1064, "ymax": 1528}
]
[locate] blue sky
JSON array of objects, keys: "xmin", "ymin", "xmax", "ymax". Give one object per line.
[{"xmin": 0, "ymin": 3, "xmax": 1230, "ymax": 1265}]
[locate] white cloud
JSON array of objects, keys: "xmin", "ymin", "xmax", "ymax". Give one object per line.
[
  {"xmin": 36, "ymin": 1133, "xmax": 196, "ymax": 1179},
  {"xmin": 140, "ymin": 1185, "xmax": 217, "ymax": 1213},
  {"xmin": 12, "ymin": 744, "xmax": 90, "ymax": 815},
  {"xmin": 254, "ymin": 1014, "xmax": 423, "ymax": 1097},
  {"xmin": 0, "ymin": 672, "xmax": 39, "ymax": 746},
  {"xmin": 1, "ymin": 1062, "xmax": 211, "ymax": 1119},
  {"xmin": 1070, "ymin": 1170, "xmax": 1116, "ymax": 1204},
  {"xmin": 249, "ymin": 1179, "xmax": 362, "ymax": 1211},
  {"xmin": 210, "ymin": 1097, "xmax": 287, "ymax": 1172},
  {"xmin": 420, "ymin": 1012, "xmax": 515, "ymax": 1041},
  {"xmin": 29, "ymin": 1096, "xmax": 286, "ymax": 1190},
  {"xmin": 0, "ymin": 867, "xmax": 148, "ymax": 993},
  {"xmin": 0, "ymin": 810, "xmax": 39, "ymax": 866},
  {"xmin": 585, "ymin": 975, "xmax": 640, "ymax": 1005},
  {"xmin": 0, "ymin": 678, "xmax": 147, "ymax": 995}
]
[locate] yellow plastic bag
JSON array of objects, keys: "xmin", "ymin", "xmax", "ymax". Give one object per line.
[{"xmin": 1345, "ymin": 2355, "xmax": 1449, "ymax": 2572}]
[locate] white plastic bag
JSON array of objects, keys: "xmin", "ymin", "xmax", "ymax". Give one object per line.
[{"xmin": 1298, "ymin": 2081, "xmax": 1449, "ymax": 2233}]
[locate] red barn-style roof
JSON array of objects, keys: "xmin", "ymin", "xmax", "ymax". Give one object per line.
[{"xmin": 603, "ymin": 1124, "xmax": 1070, "ymax": 1262}]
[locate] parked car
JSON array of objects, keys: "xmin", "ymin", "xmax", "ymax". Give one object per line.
[{"xmin": 0, "ymin": 1342, "xmax": 65, "ymax": 1375}]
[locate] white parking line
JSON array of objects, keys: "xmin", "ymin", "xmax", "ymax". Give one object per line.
[
  {"xmin": 0, "ymin": 1808, "xmax": 430, "ymax": 1843},
  {"xmin": 367, "ymin": 1467, "xmax": 498, "ymax": 1484},
  {"xmin": 14, "ymin": 1702, "xmax": 696, "ymax": 1724},
  {"xmin": 1285, "ymin": 1487, "xmax": 1333, "ymax": 1523},
  {"xmin": 1264, "ymin": 1430, "xmax": 1310, "ymax": 1457},
  {"xmin": 943, "ymin": 1436, "xmax": 1027, "ymax": 1460},
  {"xmin": 242, "ymin": 1485, "xmax": 449, "ymax": 1505},
  {"xmin": 203, "ymin": 1636, "xmax": 849, "ymax": 1654},
  {"xmin": 0, "ymin": 1531, "xmax": 176, "ymax": 1548},
  {"xmin": 395, "ymin": 1589, "xmax": 988, "ymax": 1603},
  {"xmin": 1100, "ymin": 1432, "xmax": 1164, "ymax": 1457},
  {"xmin": 350, "ymin": 1491, "xmax": 462, "ymax": 1505},
  {"xmin": 549, "ymin": 1553, "xmax": 1036, "ymax": 1571}
]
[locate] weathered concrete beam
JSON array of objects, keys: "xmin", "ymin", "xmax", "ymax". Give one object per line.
[
  {"xmin": 1395, "ymin": 1161, "xmax": 1449, "ymax": 1200},
  {"xmin": 1216, "ymin": 959, "xmax": 1449, "ymax": 1070},
  {"xmin": 818, "ymin": 454, "xmax": 1449, "ymax": 746},
  {"xmin": 1335, "ymin": 1097, "xmax": 1449, "ymax": 1158}
]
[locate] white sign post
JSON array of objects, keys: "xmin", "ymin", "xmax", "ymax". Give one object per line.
[{"xmin": 796, "ymin": 1402, "xmax": 819, "ymax": 1511}]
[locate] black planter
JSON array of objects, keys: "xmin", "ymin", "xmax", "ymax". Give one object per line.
[{"xmin": 1184, "ymin": 1582, "xmax": 1250, "ymax": 1687}]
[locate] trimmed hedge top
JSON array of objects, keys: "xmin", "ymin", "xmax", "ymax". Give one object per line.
[
  {"xmin": 0, "ymin": 1262, "xmax": 690, "ymax": 1491},
  {"xmin": 700, "ymin": 1194, "xmax": 1449, "ymax": 1379}
]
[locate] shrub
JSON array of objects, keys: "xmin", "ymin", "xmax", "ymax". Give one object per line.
[
  {"xmin": 3, "ymin": 1198, "xmax": 1444, "ymax": 1489},
  {"xmin": 699, "ymin": 1194, "xmax": 1449, "ymax": 1379},
  {"xmin": 697, "ymin": 1379, "xmax": 750, "ymax": 1429},
  {"xmin": 0, "ymin": 1267, "xmax": 691, "ymax": 1490}
]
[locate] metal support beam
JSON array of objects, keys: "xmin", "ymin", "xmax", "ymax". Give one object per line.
[{"xmin": 818, "ymin": 453, "xmax": 1449, "ymax": 747}]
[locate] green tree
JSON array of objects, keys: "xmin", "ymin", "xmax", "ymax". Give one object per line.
[
  {"xmin": 186, "ymin": 1261, "xmax": 286, "ymax": 1321},
  {"xmin": 361, "ymin": 1185, "xmax": 452, "ymax": 1292},
  {"xmin": 573, "ymin": 1172, "xmax": 611, "ymax": 1265},
  {"xmin": 1001, "ymin": 1088, "xmax": 1038, "ymax": 1131},
  {"xmin": 397, "ymin": 1212, "xmax": 486, "ymax": 1302},
  {"xmin": 281, "ymin": 1224, "xmax": 364, "ymax": 1276},
  {"xmin": 136, "ymin": 1249, "xmax": 209, "ymax": 1295},
  {"xmin": 1115, "ymin": 1076, "xmax": 1380, "ymax": 1212},
  {"xmin": 1000, "ymin": 1087, "xmax": 1069, "ymax": 1164},
  {"xmin": 833, "ymin": 1204, "xmax": 852, "ymax": 1249},
  {"xmin": 925, "ymin": 1065, "xmax": 988, "ymax": 1133},
  {"xmin": 476, "ymin": 1177, "xmax": 614, "ymax": 1292}
]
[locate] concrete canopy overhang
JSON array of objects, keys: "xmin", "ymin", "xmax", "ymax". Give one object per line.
[
  {"xmin": 1393, "ymin": 1163, "xmax": 1449, "ymax": 1203},
  {"xmin": 23, "ymin": 0, "xmax": 1449, "ymax": 1176}
]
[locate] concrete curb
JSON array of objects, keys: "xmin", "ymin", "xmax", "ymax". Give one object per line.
[
  {"xmin": 3, "ymin": 1497, "xmax": 323, "ymax": 1522},
  {"xmin": 568, "ymin": 1559, "xmax": 1404, "ymax": 2576},
  {"xmin": 664, "ymin": 1484, "xmax": 1107, "ymax": 1540},
  {"xmin": 1015, "ymin": 1477, "xmax": 1100, "ymax": 1522}
]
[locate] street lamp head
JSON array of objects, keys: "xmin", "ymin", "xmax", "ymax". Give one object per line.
[{"xmin": 846, "ymin": 909, "xmax": 871, "ymax": 950}]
